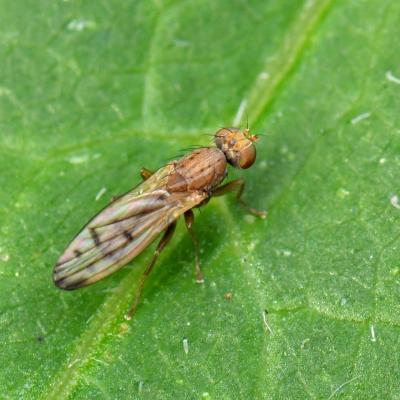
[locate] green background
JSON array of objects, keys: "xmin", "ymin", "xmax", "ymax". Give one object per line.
[{"xmin": 1, "ymin": 0, "xmax": 399, "ymax": 398}]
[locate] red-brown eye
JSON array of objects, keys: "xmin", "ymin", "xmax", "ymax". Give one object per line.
[{"xmin": 239, "ymin": 144, "xmax": 256, "ymax": 169}]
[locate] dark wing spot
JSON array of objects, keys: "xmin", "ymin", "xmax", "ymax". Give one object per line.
[
  {"xmin": 123, "ymin": 230, "xmax": 133, "ymax": 242},
  {"xmin": 90, "ymin": 228, "xmax": 101, "ymax": 246},
  {"xmin": 74, "ymin": 249, "xmax": 82, "ymax": 257},
  {"xmin": 158, "ymin": 192, "xmax": 168, "ymax": 201}
]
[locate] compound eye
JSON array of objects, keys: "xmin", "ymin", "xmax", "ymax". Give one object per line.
[{"xmin": 239, "ymin": 144, "xmax": 256, "ymax": 169}]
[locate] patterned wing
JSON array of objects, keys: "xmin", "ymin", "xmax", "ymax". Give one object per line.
[{"xmin": 53, "ymin": 164, "xmax": 207, "ymax": 290}]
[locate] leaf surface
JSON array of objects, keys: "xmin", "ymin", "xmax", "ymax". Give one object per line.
[{"xmin": 1, "ymin": 0, "xmax": 399, "ymax": 398}]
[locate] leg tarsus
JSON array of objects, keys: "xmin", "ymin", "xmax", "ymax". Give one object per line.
[
  {"xmin": 184, "ymin": 210, "xmax": 204, "ymax": 283},
  {"xmin": 125, "ymin": 222, "xmax": 176, "ymax": 320},
  {"xmin": 212, "ymin": 179, "xmax": 267, "ymax": 218}
]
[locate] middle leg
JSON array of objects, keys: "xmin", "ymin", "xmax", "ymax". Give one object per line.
[{"xmin": 140, "ymin": 167, "xmax": 154, "ymax": 181}]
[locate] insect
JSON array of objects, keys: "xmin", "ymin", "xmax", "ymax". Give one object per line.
[{"xmin": 53, "ymin": 127, "xmax": 266, "ymax": 319}]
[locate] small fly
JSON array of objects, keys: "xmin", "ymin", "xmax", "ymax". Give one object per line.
[{"xmin": 53, "ymin": 128, "xmax": 266, "ymax": 319}]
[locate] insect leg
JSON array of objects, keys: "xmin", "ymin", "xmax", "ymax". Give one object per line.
[
  {"xmin": 184, "ymin": 210, "xmax": 204, "ymax": 283},
  {"xmin": 140, "ymin": 168, "xmax": 154, "ymax": 181},
  {"xmin": 110, "ymin": 168, "xmax": 154, "ymax": 203},
  {"xmin": 212, "ymin": 179, "xmax": 267, "ymax": 218},
  {"xmin": 110, "ymin": 168, "xmax": 154, "ymax": 202},
  {"xmin": 125, "ymin": 221, "xmax": 177, "ymax": 320}
]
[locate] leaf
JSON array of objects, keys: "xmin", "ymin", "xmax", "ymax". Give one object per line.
[{"xmin": 1, "ymin": 0, "xmax": 399, "ymax": 398}]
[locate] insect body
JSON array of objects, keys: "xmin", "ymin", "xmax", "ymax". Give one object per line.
[{"xmin": 53, "ymin": 128, "xmax": 266, "ymax": 319}]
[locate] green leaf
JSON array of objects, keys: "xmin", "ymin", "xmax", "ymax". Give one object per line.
[{"xmin": 1, "ymin": 0, "xmax": 399, "ymax": 398}]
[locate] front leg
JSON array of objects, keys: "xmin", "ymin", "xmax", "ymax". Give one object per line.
[{"xmin": 212, "ymin": 179, "xmax": 267, "ymax": 218}]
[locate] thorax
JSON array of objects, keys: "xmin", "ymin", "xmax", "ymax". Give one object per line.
[{"xmin": 167, "ymin": 147, "xmax": 227, "ymax": 193}]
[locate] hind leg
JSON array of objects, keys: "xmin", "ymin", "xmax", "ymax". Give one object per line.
[
  {"xmin": 184, "ymin": 210, "xmax": 204, "ymax": 283},
  {"xmin": 125, "ymin": 222, "xmax": 177, "ymax": 320}
]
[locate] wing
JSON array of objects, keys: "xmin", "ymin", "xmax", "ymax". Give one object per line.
[{"xmin": 53, "ymin": 164, "xmax": 208, "ymax": 290}]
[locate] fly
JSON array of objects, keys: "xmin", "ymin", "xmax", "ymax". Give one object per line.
[{"xmin": 53, "ymin": 128, "xmax": 266, "ymax": 319}]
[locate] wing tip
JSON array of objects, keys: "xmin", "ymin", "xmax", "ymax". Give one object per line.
[{"xmin": 53, "ymin": 269, "xmax": 84, "ymax": 291}]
